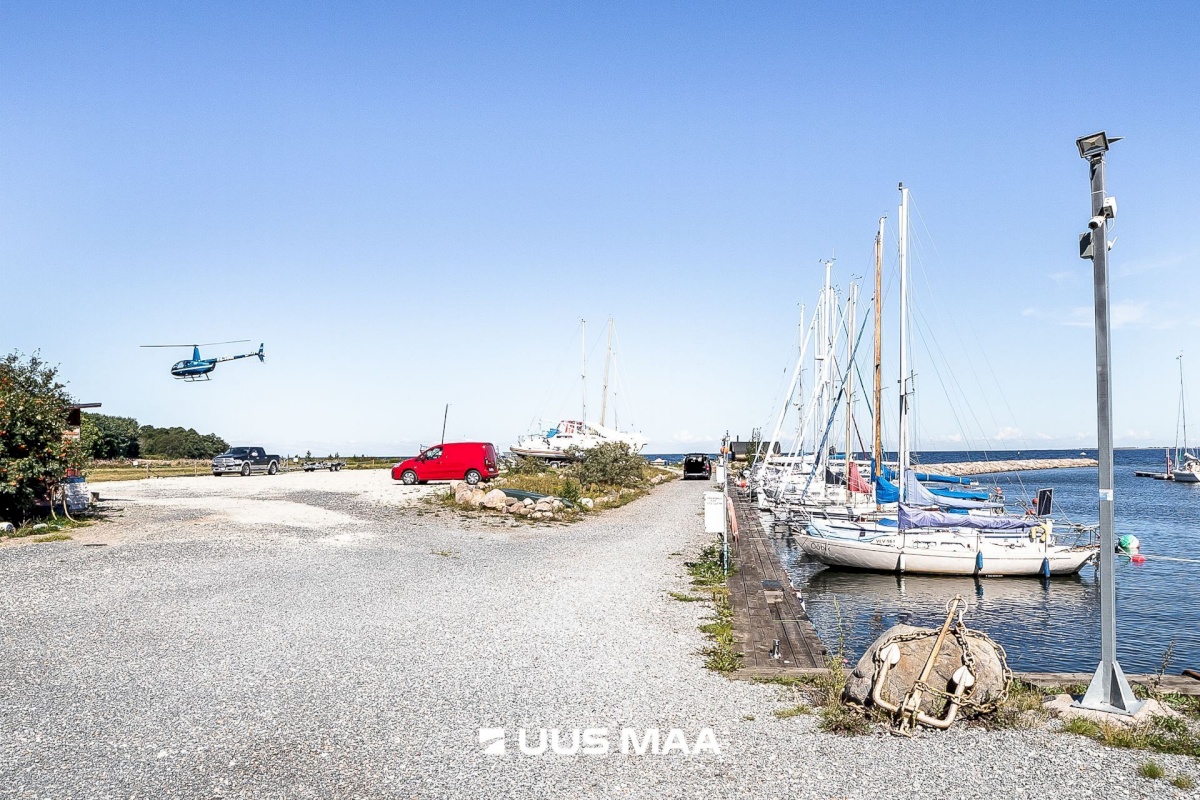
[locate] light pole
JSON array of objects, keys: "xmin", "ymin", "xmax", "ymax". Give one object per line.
[{"xmin": 1074, "ymin": 131, "xmax": 1143, "ymax": 716}]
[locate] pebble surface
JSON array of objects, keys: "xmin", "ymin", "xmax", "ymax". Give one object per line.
[{"xmin": 1, "ymin": 472, "xmax": 1196, "ymax": 798}]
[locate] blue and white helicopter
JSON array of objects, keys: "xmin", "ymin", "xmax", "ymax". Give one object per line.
[{"xmin": 140, "ymin": 340, "xmax": 265, "ymax": 381}]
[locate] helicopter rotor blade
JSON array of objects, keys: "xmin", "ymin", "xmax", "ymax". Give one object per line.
[{"xmin": 140, "ymin": 340, "xmax": 252, "ymax": 348}]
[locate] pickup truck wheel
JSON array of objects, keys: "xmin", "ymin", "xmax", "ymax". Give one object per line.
[
  {"xmin": 268, "ymin": 462, "xmax": 278, "ymax": 475},
  {"xmin": 464, "ymin": 469, "xmax": 481, "ymax": 486},
  {"xmin": 241, "ymin": 463, "xmax": 251, "ymax": 477},
  {"xmin": 401, "ymin": 470, "xmax": 418, "ymax": 485}
]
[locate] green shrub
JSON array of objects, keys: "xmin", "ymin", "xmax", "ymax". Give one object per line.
[
  {"xmin": 570, "ymin": 442, "xmax": 646, "ymax": 488},
  {"xmin": 0, "ymin": 352, "xmax": 88, "ymax": 523}
]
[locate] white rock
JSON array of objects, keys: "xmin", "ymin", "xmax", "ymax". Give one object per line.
[
  {"xmin": 482, "ymin": 489, "xmax": 508, "ymax": 510},
  {"xmin": 522, "ymin": 498, "xmax": 534, "ymax": 507},
  {"xmin": 580, "ymin": 498, "xmax": 594, "ymax": 510}
]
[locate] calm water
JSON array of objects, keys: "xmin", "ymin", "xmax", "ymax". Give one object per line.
[{"xmin": 775, "ymin": 448, "xmax": 1200, "ymax": 673}]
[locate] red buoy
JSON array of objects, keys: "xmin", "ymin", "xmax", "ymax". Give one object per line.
[{"xmin": 1131, "ymin": 554, "xmax": 1146, "ymax": 564}]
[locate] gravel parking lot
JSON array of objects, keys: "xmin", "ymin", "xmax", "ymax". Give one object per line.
[{"xmin": 1, "ymin": 473, "xmax": 1195, "ymax": 799}]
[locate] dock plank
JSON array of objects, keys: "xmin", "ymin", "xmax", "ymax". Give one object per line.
[{"xmin": 725, "ymin": 484, "xmax": 826, "ymax": 678}]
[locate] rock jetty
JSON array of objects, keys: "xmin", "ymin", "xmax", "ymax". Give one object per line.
[{"xmin": 917, "ymin": 457, "xmax": 1097, "ymax": 477}]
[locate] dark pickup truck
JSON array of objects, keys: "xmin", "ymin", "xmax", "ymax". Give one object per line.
[
  {"xmin": 212, "ymin": 447, "xmax": 282, "ymax": 477},
  {"xmin": 682, "ymin": 453, "xmax": 712, "ymax": 480}
]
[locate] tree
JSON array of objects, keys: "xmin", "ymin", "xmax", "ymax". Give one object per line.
[
  {"xmin": 571, "ymin": 442, "xmax": 647, "ymax": 488},
  {"xmin": 81, "ymin": 413, "xmax": 141, "ymax": 459},
  {"xmin": 0, "ymin": 352, "xmax": 86, "ymax": 523},
  {"xmin": 138, "ymin": 425, "xmax": 228, "ymax": 459}
]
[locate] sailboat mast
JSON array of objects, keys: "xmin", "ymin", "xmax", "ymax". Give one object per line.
[
  {"xmin": 897, "ymin": 185, "xmax": 911, "ymax": 504},
  {"xmin": 1180, "ymin": 353, "xmax": 1188, "ymax": 457},
  {"xmin": 581, "ymin": 318, "xmax": 587, "ymax": 423},
  {"xmin": 844, "ymin": 283, "xmax": 857, "ymax": 478},
  {"xmin": 872, "ymin": 216, "xmax": 885, "ymax": 490},
  {"xmin": 600, "ymin": 318, "xmax": 613, "ymax": 427}
]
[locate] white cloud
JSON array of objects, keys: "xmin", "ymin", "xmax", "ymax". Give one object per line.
[{"xmin": 995, "ymin": 426, "xmax": 1023, "ymax": 441}]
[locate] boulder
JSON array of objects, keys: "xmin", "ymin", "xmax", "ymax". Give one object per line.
[
  {"xmin": 512, "ymin": 505, "xmax": 532, "ymax": 517},
  {"xmin": 454, "ymin": 483, "xmax": 475, "ymax": 505},
  {"xmin": 31, "ymin": 523, "xmax": 48, "ymax": 531},
  {"xmin": 580, "ymin": 498, "xmax": 594, "ymax": 510},
  {"xmin": 651, "ymin": 474, "xmax": 664, "ymax": 485},
  {"xmin": 470, "ymin": 488, "xmax": 486, "ymax": 506},
  {"xmin": 552, "ymin": 499, "xmax": 564, "ymax": 512},
  {"xmin": 448, "ymin": 480, "xmax": 462, "ymax": 493},
  {"xmin": 843, "ymin": 623, "xmax": 1009, "ymax": 714},
  {"xmin": 482, "ymin": 489, "xmax": 508, "ymax": 510},
  {"xmin": 534, "ymin": 499, "xmax": 554, "ymax": 513},
  {"xmin": 1043, "ymin": 694, "xmax": 1184, "ymax": 728},
  {"xmin": 523, "ymin": 498, "xmax": 534, "ymax": 507}
]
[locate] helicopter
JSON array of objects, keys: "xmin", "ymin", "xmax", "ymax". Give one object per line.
[{"xmin": 140, "ymin": 340, "xmax": 265, "ymax": 381}]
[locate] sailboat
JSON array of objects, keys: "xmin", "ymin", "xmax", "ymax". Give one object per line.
[
  {"xmin": 510, "ymin": 318, "xmax": 648, "ymax": 461},
  {"xmin": 1172, "ymin": 353, "xmax": 1200, "ymax": 482},
  {"xmin": 793, "ymin": 185, "xmax": 1098, "ymax": 577}
]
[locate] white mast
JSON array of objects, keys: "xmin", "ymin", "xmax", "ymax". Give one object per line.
[
  {"xmin": 817, "ymin": 258, "xmax": 834, "ymax": 469},
  {"xmin": 844, "ymin": 282, "xmax": 858, "ymax": 480},
  {"xmin": 1179, "ymin": 352, "xmax": 1188, "ymax": 460},
  {"xmin": 600, "ymin": 318, "xmax": 613, "ymax": 427},
  {"xmin": 897, "ymin": 184, "xmax": 911, "ymax": 504},
  {"xmin": 581, "ymin": 318, "xmax": 587, "ymax": 423}
]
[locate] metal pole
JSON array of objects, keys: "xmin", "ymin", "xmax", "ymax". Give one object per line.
[
  {"xmin": 441, "ymin": 404, "xmax": 449, "ymax": 445},
  {"xmin": 581, "ymin": 319, "xmax": 587, "ymax": 423},
  {"xmin": 1076, "ymin": 133, "xmax": 1143, "ymax": 715}
]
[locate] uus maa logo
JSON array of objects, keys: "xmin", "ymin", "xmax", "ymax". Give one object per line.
[{"xmin": 478, "ymin": 727, "xmax": 720, "ymax": 756}]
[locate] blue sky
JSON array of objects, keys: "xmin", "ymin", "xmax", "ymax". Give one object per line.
[{"xmin": 2, "ymin": 2, "xmax": 1197, "ymax": 455}]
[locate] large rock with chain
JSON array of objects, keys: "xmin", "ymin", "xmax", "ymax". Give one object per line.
[{"xmin": 843, "ymin": 623, "xmax": 1009, "ymax": 715}]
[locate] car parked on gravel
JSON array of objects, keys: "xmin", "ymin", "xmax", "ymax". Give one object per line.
[
  {"xmin": 212, "ymin": 446, "xmax": 282, "ymax": 477},
  {"xmin": 392, "ymin": 442, "xmax": 499, "ymax": 486},
  {"xmin": 681, "ymin": 453, "xmax": 712, "ymax": 480}
]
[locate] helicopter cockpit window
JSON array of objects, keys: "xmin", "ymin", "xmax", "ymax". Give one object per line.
[{"xmin": 423, "ymin": 447, "xmax": 443, "ymax": 461}]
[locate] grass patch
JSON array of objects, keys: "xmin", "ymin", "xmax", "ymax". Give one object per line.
[
  {"xmin": 1172, "ymin": 775, "xmax": 1195, "ymax": 790},
  {"xmin": 668, "ymin": 591, "xmax": 704, "ymax": 602},
  {"xmin": 984, "ymin": 679, "xmax": 1048, "ymax": 730},
  {"xmin": 742, "ymin": 714, "xmax": 755, "ymax": 721},
  {"xmin": 1138, "ymin": 761, "xmax": 1165, "ymax": 780},
  {"xmin": 772, "ymin": 703, "xmax": 812, "ymax": 719},
  {"xmin": 430, "ymin": 549, "xmax": 459, "ymax": 558},
  {"xmin": 3, "ymin": 515, "xmax": 95, "ymax": 541},
  {"xmin": 682, "ymin": 541, "xmax": 740, "ymax": 674},
  {"xmin": 1058, "ymin": 713, "xmax": 1200, "ymax": 758}
]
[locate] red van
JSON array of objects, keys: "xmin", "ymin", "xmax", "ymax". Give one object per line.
[{"xmin": 392, "ymin": 442, "xmax": 499, "ymax": 486}]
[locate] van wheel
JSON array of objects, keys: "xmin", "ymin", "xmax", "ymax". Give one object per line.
[
  {"xmin": 241, "ymin": 463, "xmax": 251, "ymax": 477},
  {"xmin": 464, "ymin": 469, "xmax": 481, "ymax": 486},
  {"xmin": 401, "ymin": 470, "xmax": 418, "ymax": 485},
  {"xmin": 268, "ymin": 462, "xmax": 278, "ymax": 475}
]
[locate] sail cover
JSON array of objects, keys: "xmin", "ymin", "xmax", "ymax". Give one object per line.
[
  {"xmin": 875, "ymin": 475, "xmax": 899, "ymax": 503},
  {"xmin": 847, "ymin": 461, "xmax": 872, "ymax": 494},
  {"xmin": 904, "ymin": 470, "xmax": 1003, "ymax": 509},
  {"xmin": 899, "ymin": 504, "xmax": 1041, "ymax": 531}
]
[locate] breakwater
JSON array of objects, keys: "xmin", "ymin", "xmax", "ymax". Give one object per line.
[{"xmin": 916, "ymin": 457, "xmax": 1097, "ymax": 477}]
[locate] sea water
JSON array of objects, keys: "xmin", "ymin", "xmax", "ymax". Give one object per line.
[{"xmin": 773, "ymin": 448, "xmax": 1200, "ymax": 673}]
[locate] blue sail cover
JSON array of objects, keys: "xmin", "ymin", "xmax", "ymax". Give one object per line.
[
  {"xmin": 880, "ymin": 464, "xmax": 975, "ymax": 486},
  {"xmin": 904, "ymin": 470, "xmax": 1003, "ymax": 509},
  {"xmin": 900, "ymin": 504, "xmax": 1040, "ymax": 531},
  {"xmin": 875, "ymin": 475, "xmax": 899, "ymax": 503}
]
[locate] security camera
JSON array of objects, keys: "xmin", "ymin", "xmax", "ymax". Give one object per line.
[{"xmin": 1088, "ymin": 215, "xmax": 1106, "ymax": 230}]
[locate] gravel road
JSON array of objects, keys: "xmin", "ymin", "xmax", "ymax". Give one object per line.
[{"xmin": 1, "ymin": 474, "xmax": 1195, "ymax": 798}]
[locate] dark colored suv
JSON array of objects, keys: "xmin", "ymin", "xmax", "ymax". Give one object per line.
[{"xmin": 682, "ymin": 453, "xmax": 712, "ymax": 480}]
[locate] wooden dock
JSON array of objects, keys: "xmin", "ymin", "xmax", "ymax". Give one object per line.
[
  {"xmin": 919, "ymin": 457, "xmax": 1097, "ymax": 477},
  {"xmin": 726, "ymin": 484, "xmax": 827, "ymax": 678},
  {"xmin": 1018, "ymin": 672, "xmax": 1200, "ymax": 696}
]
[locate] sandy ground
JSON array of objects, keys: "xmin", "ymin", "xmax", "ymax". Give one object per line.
[
  {"xmin": 1, "ymin": 477, "xmax": 1196, "ymax": 799},
  {"xmin": 90, "ymin": 469, "xmax": 439, "ymax": 531}
]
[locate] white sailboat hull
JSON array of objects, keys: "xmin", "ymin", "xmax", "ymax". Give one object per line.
[{"xmin": 794, "ymin": 532, "xmax": 1095, "ymax": 577}]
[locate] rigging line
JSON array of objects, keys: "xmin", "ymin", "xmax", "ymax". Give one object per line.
[
  {"xmin": 909, "ymin": 194, "xmax": 1027, "ymax": 454},
  {"xmin": 610, "ymin": 325, "xmax": 640, "ymax": 429},
  {"xmin": 526, "ymin": 332, "xmax": 578, "ymax": 431}
]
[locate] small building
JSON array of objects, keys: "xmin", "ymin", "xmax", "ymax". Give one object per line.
[
  {"xmin": 728, "ymin": 439, "xmax": 781, "ymax": 463},
  {"xmin": 65, "ymin": 403, "xmax": 102, "ymax": 442}
]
